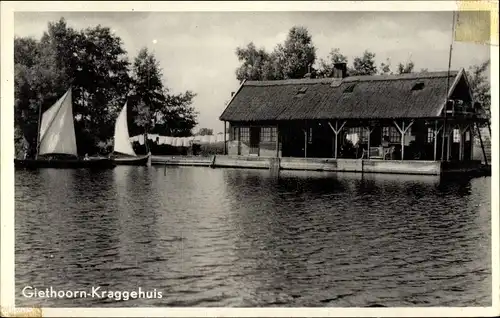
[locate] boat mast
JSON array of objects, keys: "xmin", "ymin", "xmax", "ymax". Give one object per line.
[
  {"xmin": 34, "ymin": 101, "xmax": 43, "ymax": 159},
  {"xmin": 146, "ymin": 62, "xmax": 151, "ymax": 155},
  {"xmin": 441, "ymin": 10, "xmax": 456, "ymax": 161}
]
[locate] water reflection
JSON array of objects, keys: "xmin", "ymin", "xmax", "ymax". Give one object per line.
[
  {"xmin": 221, "ymin": 169, "xmax": 491, "ymax": 307},
  {"xmin": 15, "ymin": 167, "xmax": 491, "ymax": 307}
]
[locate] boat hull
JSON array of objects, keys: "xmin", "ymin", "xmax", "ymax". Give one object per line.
[
  {"xmin": 14, "ymin": 158, "xmax": 116, "ymax": 170},
  {"xmin": 112, "ymin": 154, "xmax": 150, "ymax": 166}
]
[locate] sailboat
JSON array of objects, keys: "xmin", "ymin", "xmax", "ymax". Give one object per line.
[
  {"xmin": 14, "ymin": 88, "xmax": 115, "ymax": 169},
  {"xmin": 111, "ymin": 102, "xmax": 150, "ymax": 166}
]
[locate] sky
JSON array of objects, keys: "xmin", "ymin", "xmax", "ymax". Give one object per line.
[{"xmin": 14, "ymin": 11, "xmax": 491, "ymax": 133}]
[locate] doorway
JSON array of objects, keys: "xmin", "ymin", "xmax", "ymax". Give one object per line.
[{"xmin": 249, "ymin": 127, "xmax": 260, "ymax": 156}]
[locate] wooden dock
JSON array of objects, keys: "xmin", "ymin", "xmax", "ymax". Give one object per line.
[
  {"xmin": 151, "ymin": 155, "xmax": 489, "ymax": 176},
  {"xmin": 151, "ymin": 155, "xmax": 213, "ymax": 167}
]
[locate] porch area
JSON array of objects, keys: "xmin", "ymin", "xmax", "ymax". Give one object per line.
[{"xmin": 225, "ymin": 117, "xmax": 487, "ymax": 164}]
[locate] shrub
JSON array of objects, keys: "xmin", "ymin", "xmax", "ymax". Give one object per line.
[{"xmin": 199, "ymin": 142, "xmax": 225, "ymax": 156}]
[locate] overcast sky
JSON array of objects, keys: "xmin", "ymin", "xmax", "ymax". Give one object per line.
[{"xmin": 14, "ymin": 11, "xmax": 490, "ymax": 133}]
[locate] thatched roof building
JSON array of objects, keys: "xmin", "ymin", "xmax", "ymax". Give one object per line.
[
  {"xmin": 219, "ymin": 63, "xmax": 488, "ymax": 163},
  {"xmin": 220, "ymin": 68, "xmax": 475, "ymax": 122}
]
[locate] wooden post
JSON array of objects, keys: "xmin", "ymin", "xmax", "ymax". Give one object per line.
[
  {"xmin": 446, "ymin": 125, "xmax": 455, "ymax": 161},
  {"xmin": 393, "ymin": 120, "xmax": 414, "ymax": 161},
  {"xmin": 401, "ymin": 122, "xmax": 405, "ymax": 160},
  {"xmin": 334, "ymin": 122, "xmax": 338, "ymax": 159},
  {"xmin": 332, "ymin": 134, "xmax": 335, "ymax": 158},
  {"xmin": 275, "ymin": 124, "xmax": 279, "ymax": 158},
  {"xmin": 458, "ymin": 124, "xmax": 470, "ymax": 161},
  {"xmin": 237, "ymin": 126, "xmax": 241, "ymax": 155},
  {"xmin": 476, "ymin": 122, "xmax": 488, "ymax": 165},
  {"xmin": 441, "ymin": 118, "xmax": 447, "ymax": 161},
  {"xmin": 470, "ymin": 125, "xmax": 474, "ymax": 161},
  {"xmin": 144, "ymin": 129, "xmax": 149, "ymax": 154},
  {"xmin": 433, "ymin": 121, "xmax": 438, "ymax": 161},
  {"xmin": 328, "ymin": 120, "xmax": 346, "ymax": 159},
  {"xmin": 365, "ymin": 125, "xmax": 374, "ymax": 159},
  {"xmin": 223, "ymin": 121, "xmax": 227, "ymax": 155},
  {"xmin": 302, "ymin": 127, "xmax": 307, "ymax": 158},
  {"xmin": 433, "ymin": 120, "xmax": 443, "ymax": 161},
  {"xmin": 458, "ymin": 124, "xmax": 463, "ymax": 161}
]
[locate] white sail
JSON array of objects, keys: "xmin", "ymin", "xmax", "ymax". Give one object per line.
[
  {"xmin": 38, "ymin": 89, "xmax": 78, "ymax": 157},
  {"xmin": 113, "ymin": 103, "xmax": 137, "ymax": 156}
]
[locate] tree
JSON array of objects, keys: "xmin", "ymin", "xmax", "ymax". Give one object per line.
[
  {"xmin": 14, "ymin": 18, "xmax": 199, "ymax": 157},
  {"xmin": 159, "ymin": 91, "xmax": 198, "ymax": 137},
  {"xmin": 379, "ymin": 58, "xmax": 392, "ymax": 75},
  {"xmin": 14, "ymin": 18, "xmax": 132, "ymax": 156},
  {"xmin": 235, "ymin": 42, "xmax": 270, "ymax": 81},
  {"xmin": 70, "ymin": 23, "xmax": 132, "ymax": 153},
  {"xmin": 351, "ymin": 50, "xmax": 377, "ymax": 76},
  {"xmin": 279, "ymin": 26, "xmax": 317, "ymax": 79},
  {"xmin": 261, "ymin": 46, "xmax": 286, "ymax": 80},
  {"xmin": 197, "ymin": 128, "xmax": 213, "ymax": 136},
  {"xmin": 397, "ymin": 60, "xmax": 415, "ymax": 74},
  {"xmin": 14, "ymin": 37, "xmax": 39, "ymax": 68},
  {"xmin": 316, "ymin": 48, "xmax": 348, "ymax": 78},
  {"xmin": 466, "ymin": 59, "xmax": 490, "ymax": 118},
  {"xmin": 130, "ymin": 47, "xmax": 166, "ymax": 135},
  {"xmin": 130, "ymin": 47, "xmax": 198, "ymax": 138},
  {"xmin": 234, "ymin": 26, "xmax": 317, "ymax": 81},
  {"xmin": 14, "ymin": 34, "xmax": 69, "ymax": 157}
]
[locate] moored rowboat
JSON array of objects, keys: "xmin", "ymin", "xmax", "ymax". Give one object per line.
[{"xmin": 112, "ymin": 154, "xmax": 150, "ymax": 166}]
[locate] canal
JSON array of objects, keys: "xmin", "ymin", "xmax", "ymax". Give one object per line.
[{"xmin": 15, "ymin": 166, "xmax": 491, "ymax": 307}]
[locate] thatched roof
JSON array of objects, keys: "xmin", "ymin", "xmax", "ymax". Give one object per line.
[{"xmin": 220, "ymin": 69, "xmax": 470, "ymax": 122}]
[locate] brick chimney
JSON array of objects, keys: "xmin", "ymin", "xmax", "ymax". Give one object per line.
[
  {"xmin": 303, "ymin": 64, "xmax": 314, "ymax": 79},
  {"xmin": 231, "ymin": 91, "xmax": 235, "ymax": 97},
  {"xmin": 333, "ymin": 62, "xmax": 347, "ymax": 78}
]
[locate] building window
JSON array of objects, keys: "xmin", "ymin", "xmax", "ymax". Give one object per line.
[
  {"xmin": 260, "ymin": 127, "xmax": 277, "ymax": 142},
  {"xmin": 427, "ymin": 127, "xmax": 434, "ymax": 143},
  {"xmin": 261, "ymin": 127, "xmax": 271, "ymax": 142},
  {"xmin": 240, "ymin": 127, "xmax": 250, "ymax": 142},
  {"xmin": 308, "ymin": 127, "xmax": 313, "ymax": 143},
  {"xmin": 382, "ymin": 126, "xmax": 401, "ymax": 143},
  {"xmin": 296, "ymin": 87, "xmax": 308, "ymax": 97},
  {"xmin": 347, "ymin": 127, "xmax": 369, "ymax": 143},
  {"xmin": 412, "ymin": 82, "xmax": 425, "ymax": 91},
  {"xmin": 231, "ymin": 126, "xmax": 239, "ymax": 141},
  {"xmin": 453, "ymin": 129, "xmax": 460, "ymax": 143},
  {"xmin": 343, "ymin": 84, "xmax": 356, "ymax": 93}
]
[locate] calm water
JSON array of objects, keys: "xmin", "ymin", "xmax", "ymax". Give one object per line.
[{"xmin": 15, "ymin": 166, "xmax": 491, "ymax": 307}]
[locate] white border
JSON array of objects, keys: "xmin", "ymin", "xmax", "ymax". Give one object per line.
[{"xmin": 1, "ymin": 1, "xmax": 498, "ymax": 317}]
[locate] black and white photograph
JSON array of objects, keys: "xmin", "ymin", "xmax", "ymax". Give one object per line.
[{"xmin": 1, "ymin": 1, "xmax": 498, "ymax": 317}]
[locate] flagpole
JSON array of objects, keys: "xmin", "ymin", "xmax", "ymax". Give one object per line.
[{"xmin": 441, "ymin": 10, "xmax": 456, "ymax": 161}]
